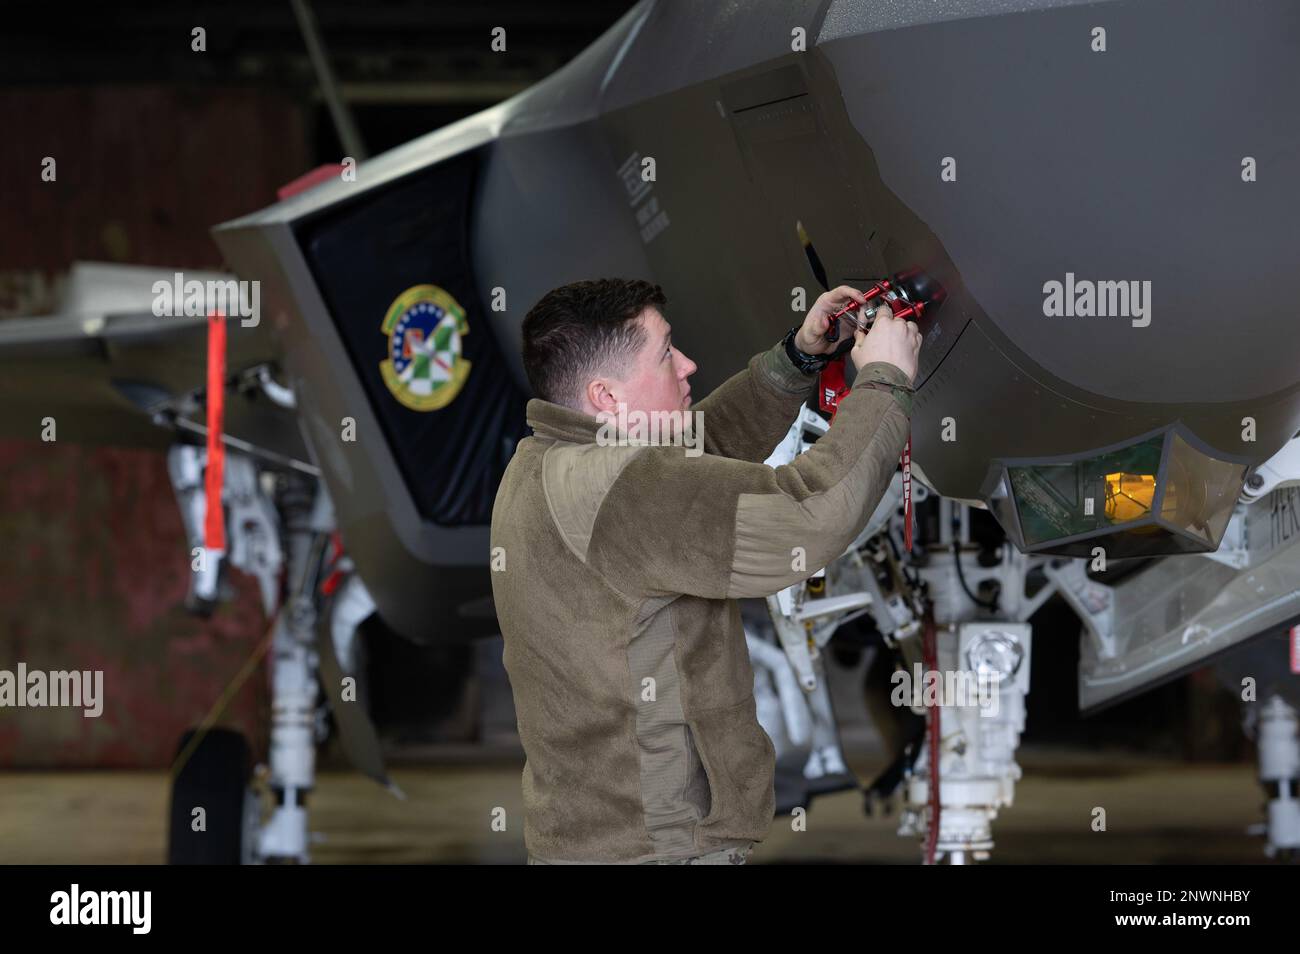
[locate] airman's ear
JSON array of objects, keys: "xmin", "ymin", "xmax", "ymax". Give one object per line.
[{"xmin": 585, "ymin": 377, "xmax": 619, "ymax": 415}]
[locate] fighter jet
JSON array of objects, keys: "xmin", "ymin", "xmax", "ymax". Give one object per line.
[{"xmin": 3, "ymin": 0, "xmax": 1298, "ymax": 863}]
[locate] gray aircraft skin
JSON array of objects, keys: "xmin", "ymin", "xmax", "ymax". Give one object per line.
[
  {"xmin": 6, "ymin": 0, "xmax": 1300, "ymax": 652},
  {"xmin": 209, "ymin": 0, "xmax": 1300, "ymax": 642}
]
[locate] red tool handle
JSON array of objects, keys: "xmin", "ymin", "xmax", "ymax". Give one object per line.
[{"xmin": 828, "ymin": 281, "xmax": 927, "ymax": 338}]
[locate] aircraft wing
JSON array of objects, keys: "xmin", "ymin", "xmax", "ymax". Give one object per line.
[{"xmin": 0, "ymin": 262, "xmax": 310, "ymax": 466}]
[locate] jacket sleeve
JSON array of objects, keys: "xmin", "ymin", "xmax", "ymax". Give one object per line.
[
  {"xmin": 584, "ymin": 361, "xmax": 912, "ymax": 601},
  {"xmin": 689, "ymin": 341, "xmax": 819, "ymax": 464}
]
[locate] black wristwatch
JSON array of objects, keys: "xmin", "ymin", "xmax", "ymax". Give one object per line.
[{"xmin": 782, "ymin": 325, "xmax": 851, "ymax": 374}]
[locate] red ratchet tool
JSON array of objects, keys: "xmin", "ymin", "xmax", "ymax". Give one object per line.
[
  {"xmin": 817, "ymin": 277, "xmax": 930, "ymax": 551},
  {"xmin": 823, "ymin": 277, "xmax": 929, "ymax": 342}
]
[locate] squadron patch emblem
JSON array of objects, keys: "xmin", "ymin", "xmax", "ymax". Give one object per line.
[{"xmin": 379, "ymin": 284, "xmax": 471, "ymax": 411}]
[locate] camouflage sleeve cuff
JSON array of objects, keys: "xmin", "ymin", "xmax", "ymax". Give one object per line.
[
  {"xmin": 753, "ymin": 339, "xmax": 818, "ymax": 396},
  {"xmin": 851, "ymin": 361, "xmax": 914, "ymax": 416}
]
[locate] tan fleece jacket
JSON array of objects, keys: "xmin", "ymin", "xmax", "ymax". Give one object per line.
[{"xmin": 489, "ymin": 339, "xmax": 912, "ymax": 862}]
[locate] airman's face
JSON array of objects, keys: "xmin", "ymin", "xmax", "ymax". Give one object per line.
[{"xmin": 588, "ymin": 305, "xmax": 697, "ymax": 418}]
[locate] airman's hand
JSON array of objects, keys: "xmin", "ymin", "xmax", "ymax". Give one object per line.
[{"xmin": 850, "ymin": 302, "xmax": 921, "ymax": 383}]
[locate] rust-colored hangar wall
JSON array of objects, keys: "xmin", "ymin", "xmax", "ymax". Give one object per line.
[{"xmin": 0, "ymin": 88, "xmax": 306, "ymax": 767}]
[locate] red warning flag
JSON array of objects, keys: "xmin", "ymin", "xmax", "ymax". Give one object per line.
[{"xmin": 204, "ymin": 310, "xmax": 226, "ymax": 554}]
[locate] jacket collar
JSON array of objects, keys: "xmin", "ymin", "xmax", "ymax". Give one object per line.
[{"xmin": 526, "ymin": 398, "xmax": 603, "ymax": 445}]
